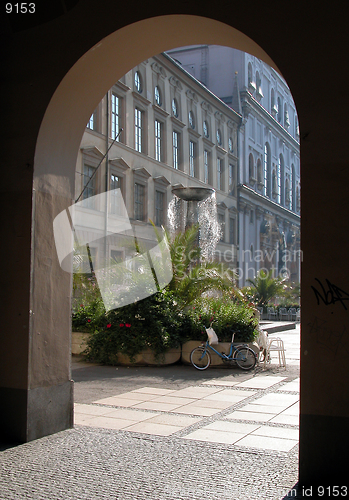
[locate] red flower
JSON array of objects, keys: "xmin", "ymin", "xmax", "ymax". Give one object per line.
[
  {"xmin": 119, "ymin": 323, "xmax": 124, "ymax": 327},
  {"xmin": 125, "ymin": 323, "xmax": 131, "ymax": 327},
  {"xmin": 87, "ymin": 319, "xmax": 91, "ymax": 323},
  {"xmin": 107, "ymin": 324, "xmax": 111, "ymax": 328},
  {"xmin": 80, "ymin": 304, "xmax": 84, "ymax": 307}
]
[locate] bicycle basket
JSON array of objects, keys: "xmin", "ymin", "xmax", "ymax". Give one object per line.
[{"xmin": 206, "ymin": 327, "xmax": 219, "ymax": 345}]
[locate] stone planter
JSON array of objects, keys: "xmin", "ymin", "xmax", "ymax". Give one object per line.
[
  {"xmin": 181, "ymin": 340, "xmax": 260, "ymax": 366},
  {"xmin": 116, "ymin": 347, "xmax": 181, "ymax": 366},
  {"xmin": 72, "ymin": 332, "xmax": 181, "ymax": 365},
  {"xmin": 72, "ymin": 331, "xmax": 89, "ymax": 355}
]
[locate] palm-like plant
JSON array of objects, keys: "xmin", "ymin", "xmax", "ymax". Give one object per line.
[
  {"xmin": 246, "ymin": 269, "xmax": 285, "ymax": 307},
  {"xmin": 154, "ymin": 224, "xmax": 234, "ymax": 308}
]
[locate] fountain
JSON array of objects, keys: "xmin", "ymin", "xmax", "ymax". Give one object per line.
[{"xmin": 168, "ymin": 186, "xmax": 221, "ymax": 260}]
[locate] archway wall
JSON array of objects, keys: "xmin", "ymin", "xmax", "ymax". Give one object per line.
[{"xmin": 1, "ymin": 2, "xmax": 349, "ymax": 486}]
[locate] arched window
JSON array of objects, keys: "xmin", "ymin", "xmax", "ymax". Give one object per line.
[
  {"xmin": 271, "ymin": 88, "xmax": 276, "ymax": 116},
  {"xmin": 284, "ymin": 103, "xmax": 290, "ymax": 128},
  {"xmin": 264, "ymin": 142, "xmax": 271, "ymax": 197},
  {"xmin": 277, "ymin": 97, "xmax": 282, "ymax": 123},
  {"xmin": 249, "ymin": 153, "xmax": 255, "ymax": 182},
  {"xmin": 272, "ymin": 169, "xmax": 277, "ymax": 197},
  {"xmin": 248, "ymin": 62, "xmax": 256, "ymax": 93},
  {"xmin": 257, "ymin": 158, "xmax": 263, "ymax": 187},
  {"xmin": 291, "ymin": 164, "xmax": 296, "ymax": 211},
  {"xmin": 285, "ymin": 177, "xmax": 290, "ymax": 207},
  {"xmin": 279, "ymin": 154, "xmax": 284, "ymax": 205},
  {"xmin": 295, "ymin": 114, "xmax": 300, "ymax": 138}
]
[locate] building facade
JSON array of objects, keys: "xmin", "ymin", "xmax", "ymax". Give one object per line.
[
  {"xmin": 75, "ymin": 52, "xmax": 241, "ymax": 277},
  {"xmin": 167, "ymin": 46, "xmax": 301, "ymax": 286}
]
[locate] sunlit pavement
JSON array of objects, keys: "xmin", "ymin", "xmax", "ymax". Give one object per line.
[{"xmin": 0, "ymin": 324, "xmax": 301, "ymax": 499}]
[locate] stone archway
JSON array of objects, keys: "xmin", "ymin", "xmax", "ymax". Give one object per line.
[
  {"xmin": 31, "ymin": 15, "xmax": 284, "ymax": 443},
  {"xmin": 2, "ymin": 10, "xmax": 349, "ymax": 489}
]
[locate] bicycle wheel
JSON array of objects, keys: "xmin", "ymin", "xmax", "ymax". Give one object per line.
[
  {"xmin": 234, "ymin": 347, "xmax": 257, "ymax": 370},
  {"xmin": 190, "ymin": 347, "xmax": 211, "ymax": 370}
]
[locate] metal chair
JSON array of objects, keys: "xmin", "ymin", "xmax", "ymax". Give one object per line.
[
  {"xmin": 278, "ymin": 307, "xmax": 289, "ymax": 321},
  {"xmin": 288, "ymin": 307, "xmax": 297, "ymax": 321},
  {"xmin": 267, "ymin": 307, "xmax": 277, "ymax": 321},
  {"xmin": 264, "ymin": 337, "xmax": 286, "ymax": 368}
]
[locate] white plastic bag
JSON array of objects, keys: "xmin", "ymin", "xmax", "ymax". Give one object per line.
[{"xmin": 206, "ymin": 327, "xmax": 219, "ymax": 345}]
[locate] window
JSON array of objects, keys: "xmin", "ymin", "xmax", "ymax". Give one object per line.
[
  {"xmin": 111, "ymin": 94, "xmax": 120, "ymax": 140},
  {"xmin": 154, "ymin": 86, "xmax": 161, "ymax": 106},
  {"xmin": 216, "ymin": 128, "xmax": 222, "ymax": 146},
  {"xmin": 284, "ymin": 103, "xmax": 290, "ymax": 128},
  {"xmin": 203, "ymin": 120, "xmax": 209, "ymax": 138},
  {"xmin": 87, "ymin": 113, "xmax": 95, "ymax": 130},
  {"xmin": 82, "ymin": 165, "xmax": 96, "ymax": 208},
  {"xmin": 135, "ymin": 107, "xmax": 143, "ymax": 152},
  {"xmin": 228, "ymin": 137, "xmax": 233, "ymax": 153},
  {"xmin": 229, "ymin": 218, "xmax": 235, "ymax": 244},
  {"xmin": 155, "ymin": 119, "xmax": 162, "ymax": 162},
  {"xmin": 264, "ymin": 143, "xmax": 271, "ymax": 197},
  {"xmin": 277, "ymin": 97, "xmax": 282, "ymax": 123},
  {"xmin": 229, "ymin": 163, "xmax": 234, "ymax": 195},
  {"xmin": 217, "ymin": 158, "xmax": 223, "ymax": 190},
  {"xmin": 110, "ymin": 173, "xmax": 122, "ymax": 215},
  {"xmin": 291, "ymin": 164, "xmax": 295, "ymax": 210},
  {"xmin": 257, "ymin": 159, "xmax": 262, "ymax": 185},
  {"xmin": 248, "ymin": 63, "xmax": 253, "ymax": 86},
  {"xmin": 189, "ymin": 140, "xmax": 196, "ymax": 177},
  {"xmin": 173, "ymin": 130, "xmax": 180, "ymax": 169},
  {"xmin": 218, "ymin": 213, "xmax": 225, "ymax": 242},
  {"xmin": 155, "ymin": 190, "xmax": 165, "ymax": 226},
  {"xmin": 134, "ymin": 183, "xmax": 145, "ymax": 221},
  {"xmin": 111, "ymin": 249, "xmax": 123, "ymax": 263},
  {"xmin": 279, "ymin": 154, "xmax": 284, "ymax": 205},
  {"xmin": 204, "ymin": 150, "xmax": 210, "ymax": 184},
  {"xmin": 249, "ymin": 154, "xmax": 254, "ymax": 181},
  {"xmin": 189, "ymin": 110, "xmax": 195, "ymax": 129},
  {"xmin": 172, "ymin": 98, "xmax": 178, "ymax": 117},
  {"xmin": 134, "ymin": 71, "xmax": 142, "ymax": 93},
  {"xmin": 271, "ymin": 88, "xmax": 275, "ymax": 113}
]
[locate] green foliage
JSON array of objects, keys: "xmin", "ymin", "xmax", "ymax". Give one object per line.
[
  {"xmin": 163, "ymin": 224, "xmax": 234, "ymax": 307},
  {"xmin": 83, "ymin": 290, "xmax": 186, "ymax": 365},
  {"xmin": 277, "ymin": 282, "xmax": 300, "ymax": 307},
  {"xmin": 246, "ymin": 269, "xmax": 285, "ymax": 307},
  {"xmin": 185, "ymin": 296, "xmax": 258, "ymax": 344},
  {"xmin": 72, "ymin": 226, "xmax": 257, "ymax": 364}
]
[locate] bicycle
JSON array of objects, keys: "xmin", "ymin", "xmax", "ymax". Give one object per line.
[{"xmin": 190, "ymin": 326, "xmax": 257, "ymax": 371}]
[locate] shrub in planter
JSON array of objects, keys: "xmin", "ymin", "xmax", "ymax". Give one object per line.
[
  {"xmin": 83, "ymin": 290, "xmax": 186, "ymax": 365},
  {"xmin": 184, "ymin": 296, "xmax": 258, "ymax": 344}
]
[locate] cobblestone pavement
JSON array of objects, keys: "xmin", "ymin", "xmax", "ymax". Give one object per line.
[{"xmin": 0, "ymin": 327, "xmax": 302, "ymax": 499}]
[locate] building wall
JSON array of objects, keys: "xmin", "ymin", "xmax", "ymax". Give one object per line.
[
  {"xmin": 168, "ymin": 45, "xmax": 300, "ymax": 285},
  {"xmin": 75, "ymin": 53, "xmax": 240, "ymax": 273}
]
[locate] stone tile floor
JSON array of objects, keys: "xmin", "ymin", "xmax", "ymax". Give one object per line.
[
  {"xmin": 75, "ymin": 374, "xmax": 300, "ymax": 453},
  {"xmin": 1, "ymin": 326, "xmax": 302, "ymax": 499}
]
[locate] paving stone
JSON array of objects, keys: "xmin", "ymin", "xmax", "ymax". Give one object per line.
[
  {"xmin": 125, "ymin": 422, "xmax": 182, "ymax": 436},
  {"xmin": 224, "ymin": 410, "xmax": 274, "ymax": 422},
  {"xmin": 182, "ymin": 428, "xmax": 245, "ymax": 445},
  {"xmin": 235, "ymin": 433, "xmax": 298, "ymax": 452},
  {"xmin": 130, "ymin": 387, "xmax": 175, "ymax": 395},
  {"xmin": 235, "ymin": 375, "xmax": 287, "ymax": 389}
]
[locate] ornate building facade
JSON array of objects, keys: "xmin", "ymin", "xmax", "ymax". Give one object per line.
[
  {"xmin": 167, "ymin": 46, "xmax": 301, "ymax": 285},
  {"xmin": 75, "ymin": 52, "xmax": 241, "ymax": 276}
]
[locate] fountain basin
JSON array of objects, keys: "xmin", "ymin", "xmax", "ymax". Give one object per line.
[{"xmin": 171, "ymin": 186, "xmax": 214, "ymax": 202}]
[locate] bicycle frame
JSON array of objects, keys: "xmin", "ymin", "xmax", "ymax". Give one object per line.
[{"xmin": 201, "ymin": 333, "xmax": 248, "ymax": 362}]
